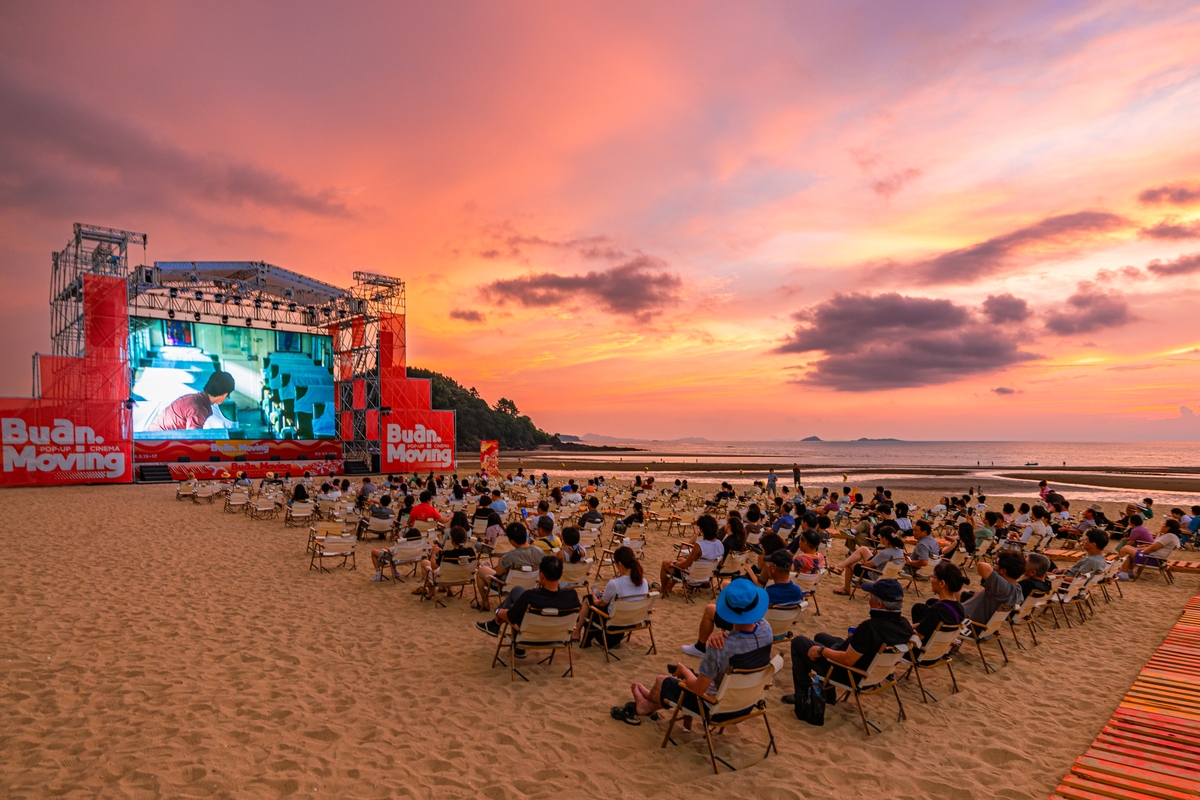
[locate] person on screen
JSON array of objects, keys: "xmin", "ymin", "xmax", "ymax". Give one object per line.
[{"xmin": 147, "ymin": 371, "xmax": 236, "ymax": 431}]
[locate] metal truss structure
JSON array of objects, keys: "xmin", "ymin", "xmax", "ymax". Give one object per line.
[
  {"xmin": 45, "ymin": 223, "xmax": 408, "ymax": 464},
  {"xmin": 336, "ymin": 271, "xmax": 406, "ymax": 464},
  {"xmin": 50, "ymin": 223, "xmax": 147, "ymax": 357}
]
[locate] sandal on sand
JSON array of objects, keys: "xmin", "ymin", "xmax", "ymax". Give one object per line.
[
  {"xmin": 827, "ymin": 566, "xmax": 843, "ymax": 575},
  {"xmin": 832, "ymin": 588, "xmax": 851, "ymax": 596},
  {"xmin": 610, "ymin": 703, "xmax": 641, "ymax": 726}
]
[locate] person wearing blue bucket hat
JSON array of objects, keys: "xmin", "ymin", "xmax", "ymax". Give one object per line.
[{"xmin": 613, "ymin": 579, "xmax": 774, "ymax": 727}]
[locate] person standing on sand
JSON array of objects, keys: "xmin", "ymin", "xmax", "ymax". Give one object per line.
[
  {"xmin": 792, "ymin": 463, "xmax": 801, "ymax": 489},
  {"xmin": 766, "ymin": 469, "xmax": 778, "ymax": 497}
]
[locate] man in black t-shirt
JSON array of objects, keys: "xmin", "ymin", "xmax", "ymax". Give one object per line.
[
  {"xmin": 782, "ymin": 579, "xmax": 913, "ymax": 716},
  {"xmin": 577, "ymin": 496, "xmax": 604, "ymax": 528},
  {"xmin": 1018, "ymin": 553, "xmax": 1052, "ymax": 600},
  {"xmin": 476, "ymin": 556, "xmax": 581, "ymax": 638}
]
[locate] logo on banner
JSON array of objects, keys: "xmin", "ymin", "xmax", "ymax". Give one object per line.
[
  {"xmin": 3, "ymin": 417, "xmax": 127, "ymax": 479},
  {"xmin": 386, "ymin": 423, "xmax": 453, "ymax": 467}
]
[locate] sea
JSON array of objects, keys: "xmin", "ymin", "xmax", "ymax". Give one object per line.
[
  {"xmin": 535, "ymin": 440, "xmax": 1200, "ymax": 506},
  {"xmin": 566, "ymin": 440, "xmax": 1200, "ymax": 469}
]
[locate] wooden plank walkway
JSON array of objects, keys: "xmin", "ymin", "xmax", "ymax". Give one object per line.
[
  {"xmin": 1042, "ymin": 549, "xmax": 1200, "ymax": 574},
  {"xmin": 1050, "ymin": 591, "xmax": 1200, "ymax": 799}
]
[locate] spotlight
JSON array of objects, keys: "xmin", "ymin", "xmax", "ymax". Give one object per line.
[
  {"xmin": 168, "ymin": 288, "xmax": 178, "ymax": 298},
  {"xmin": 245, "ymin": 318, "xmax": 253, "ymax": 327},
  {"xmin": 221, "ymin": 315, "xmax": 228, "ymax": 324},
  {"xmin": 287, "ymin": 303, "xmax": 296, "ymax": 313},
  {"xmin": 167, "ymin": 309, "xmax": 175, "ymax": 319},
  {"xmin": 270, "ymin": 321, "xmax": 277, "ymax": 329},
  {"xmin": 193, "ymin": 312, "xmax": 201, "ymax": 322},
  {"xmin": 231, "ymin": 298, "xmax": 241, "ymax": 306},
  {"xmin": 322, "ymin": 307, "xmax": 331, "ymax": 317},
  {"xmin": 214, "ymin": 293, "xmax": 224, "ymax": 303},
  {"xmin": 194, "ymin": 291, "xmax": 203, "ymax": 300},
  {"xmin": 271, "ymin": 302, "xmax": 280, "ymax": 311},
  {"xmin": 254, "ymin": 299, "xmax": 263, "ymax": 309}
]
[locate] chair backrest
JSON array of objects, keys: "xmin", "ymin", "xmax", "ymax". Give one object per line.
[
  {"xmin": 1058, "ymin": 575, "xmax": 1087, "ymax": 602},
  {"xmin": 290, "ymin": 501, "xmax": 314, "ymax": 516},
  {"xmin": 707, "ymin": 653, "xmax": 784, "ymax": 717},
  {"xmin": 912, "ymin": 558, "xmax": 940, "ymax": 579},
  {"xmin": 1012, "ymin": 591, "xmax": 1047, "ymax": 622},
  {"xmin": 504, "ymin": 566, "xmax": 541, "ymax": 592},
  {"xmin": 390, "ymin": 540, "xmax": 427, "ymax": 562},
  {"xmin": 436, "ymin": 557, "xmax": 478, "ymax": 584},
  {"xmin": 413, "ymin": 520, "xmax": 438, "ymax": 533},
  {"xmin": 793, "ymin": 569, "xmax": 824, "ymax": 592},
  {"xmin": 858, "ymin": 644, "xmax": 908, "ymax": 689},
  {"xmin": 366, "ymin": 516, "xmax": 394, "ymax": 533},
  {"xmin": 606, "ymin": 591, "xmax": 658, "ymax": 627},
  {"xmin": 515, "ymin": 607, "xmax": 576, "ymax": 645},
  {"xmin": 877, "ymin": 560, "xmax": 904, "ymax": 580},
  {"xmin": 719, "ymin": 551, "xmax": 750, "ymax": 575},
  {"xmin": 977, "ymin": 604, "xmax": 1014, "ymax": 637},
  {"xmin": 322, "ymin": 534, "xmax": 356, "ymax": 554},
  {"xmin": 491, "ymin": 537, "xmax": 515, "ymax": 557},
  {"xmin": 914, "ymin": 623, "xmax": 960, "ymax": 663},
  {"xmin": 684, "ymin": 558, "xmax": 719, "ymax": 584},
  {"xmin": 311, "ymin": 521, "xmax": 340, "ymax": 538},
  {"xmin": 560, "ymin": 560, "xmax": 592, "ymax": 587},
  {"xmin": 763, "ymin": 604, "xmax": 802, "ymax": 640},
  {"xmin": 255, "ymin": 497, "xmax": 276, "ymax": 511},
  {"xmin": 472, "ymin": 517, "xmax": 489, "ymax": 535}
]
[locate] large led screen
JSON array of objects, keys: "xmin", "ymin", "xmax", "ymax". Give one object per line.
[{"xmin": 129, "ymin": 318, "xmax": 335, "ymax": 440}]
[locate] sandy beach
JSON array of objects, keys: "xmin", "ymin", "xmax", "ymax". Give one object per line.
[{"xmin": 1, "ymin": 480, "xmax": 1196, "ymax": 799}]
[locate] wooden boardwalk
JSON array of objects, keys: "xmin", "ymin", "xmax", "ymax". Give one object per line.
[{"xmin": 1051, "ymin": 591, "xmax": 1200, "ymax": 799}]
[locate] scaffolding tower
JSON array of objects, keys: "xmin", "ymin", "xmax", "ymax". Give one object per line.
[
  {"xmin": 50, "ymin": 223, "xmax": 147, "ymax": 357},
  {"xmin": 336, "ymin": 271, "xmax": 406, "ymax": 464}
]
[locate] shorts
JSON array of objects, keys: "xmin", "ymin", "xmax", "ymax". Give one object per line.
[
  {"xmin": 1133, "ymin": 551, "xmax": 1164, "ymax": 567},
  {"xmin": 713, "ymin": 611, "xmax": 732, "ymax": 631}
]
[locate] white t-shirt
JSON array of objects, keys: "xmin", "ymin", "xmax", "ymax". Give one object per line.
[
  {"xmin": 1151, "ymin": 533, "xmax": 1180, "ymax": 561},
  {"xmin": 697, "ymin": 539, "xmax": 725, "ymax": 561},
  {"xmin": 599, "ymin": 574, "xmax": 649, "ymax": 606}
]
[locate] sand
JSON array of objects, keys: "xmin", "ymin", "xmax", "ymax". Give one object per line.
[{"xmin": 1, "ymin": 481, "xmax": 1197, "ymax": 799}]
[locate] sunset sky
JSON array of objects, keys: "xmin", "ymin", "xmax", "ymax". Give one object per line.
[{"xmin": 2, "ymin": 2, "xmax": 1199, "ymax": 441}]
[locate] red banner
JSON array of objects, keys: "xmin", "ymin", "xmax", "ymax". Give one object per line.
[
  {"xmin": 1, "ymin": 398, "xmax": 133, "ymax": 487},
  {"xmin": 382, "ymin": 408, "xmax": 456, "ymax": 472},
  {"xmin": 480, "ymin": 440, "xmax": 499, "ymax": 476},
  {"xmin": 134, "ymin": 439, "xmax": 342, "ymax": 463},
  {"xmin": 166, "ymin": 460, "xmax": 343, "ymax": 480}
]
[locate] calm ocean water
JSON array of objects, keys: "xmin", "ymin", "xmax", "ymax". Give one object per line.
[{"xmin": 570, "ymin": 440, "xmax": 1200, "ymax": 469}]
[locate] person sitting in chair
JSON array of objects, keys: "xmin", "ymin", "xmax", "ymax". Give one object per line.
[
  {"xmin": 782, "ymin": 578, "xmax": 913, "ymax": 716},
  {"xmin": 472, "ymin": 523, "xmax": 544, "ymax": 612},
  {"xmin": 618, "ymin": 579, "xmax": 773, "ymax": 726},
  {"xmin": 657, "ymin": 514, "xmax": 724, "ymax": 597},
  {"xmin": 474, "ymin": 555, "xmax": 581, "ymax": 640}
]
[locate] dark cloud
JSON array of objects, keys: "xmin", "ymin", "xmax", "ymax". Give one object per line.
[
  {"xmin": 478, "ymin": 230, "xmax": 625, "ymax": 261},
  {"xmin": 775, "ymin": 292, "xmax": 1038, "ymax": 391},
  {"xmin": 905, "ymin": 211, "xmax": 1127, "ymax": 285},
  {"xmin": 484, "ymin": 256, "xmax": 681, "ymax": 321},
  {"xmin": 981, "ymin": 293, "xmax": 1028, "ymax": 324},
  {"xmin": 991, "ymin": 387, "xmax": 1017, "ymax": 395},
  {"xmin": 872, "ymin": 168, "xmax": 921, "ymax": 199},
  {"xmin": 449, "ymin": 308, "xmax": 485, "ymax": 323},
  {"xmin": 1140, "ymin": 219, "xmax": 1200, "ymax": 240},
  {"xmin": 1145, "ymin": 252, "xmax": 1200, "ymax": 277},
  {"xmin": 1138, "ymin": 183, "xmax": 1200, "ymax": 206},
  {"xmin": 1044, "ymin": 283, "xmax": 1136, "ymax": 335},
  {"xmin": 0, "ymin": 70, "xmax": 349, "ymax": 218}
]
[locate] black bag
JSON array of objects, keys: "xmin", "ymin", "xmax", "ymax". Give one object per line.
[
  {"xmin": 795, "ymin": 678, "xmax": 826, "ymax": 726},
  {"xmin": 581, "ymin": 626, "xmax": 624, "ymax": 650}
]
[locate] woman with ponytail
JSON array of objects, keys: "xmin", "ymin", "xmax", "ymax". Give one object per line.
[{"xmin": 571, "ymin": 545, "xmax": 647, "ymax": 641}]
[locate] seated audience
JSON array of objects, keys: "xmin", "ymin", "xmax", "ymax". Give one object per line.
[
  {"xmin": 962, "ymin": 551, "xmax": 1025, "ymax": 624},
  {"xmin": 473, "ymin": 523, "xmax": 544, "ymax": 612},
  {"xmin": 910, "ymin": 561, "xmax": 967, "ymax": 644},
  {"xmin": 657, "ymin": 514, "xmax": 724, "ymax": 597}
]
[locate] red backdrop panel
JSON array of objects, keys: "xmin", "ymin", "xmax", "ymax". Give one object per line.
[{"xmin": 381, "ymin": 408, "xmax": 456, "ymax": 472}]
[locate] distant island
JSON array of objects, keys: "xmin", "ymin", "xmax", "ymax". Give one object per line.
[
  {"xmin": 856, "ymin": 437, "xmax": 902, "ymax": 442},
  {"xmin": 580, "ymin": 433, "xmax": 711, "ymax": 444},
  {"xmin": 801, "ymin": 435, "xmax": 822, "ymax": 442}
]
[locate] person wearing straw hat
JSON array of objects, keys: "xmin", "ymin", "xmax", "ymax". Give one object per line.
[{"xmin": 617, "ymin": 579, "xmax": 773, "ymax": 726}]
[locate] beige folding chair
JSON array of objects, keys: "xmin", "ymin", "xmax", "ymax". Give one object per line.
[
  {"xmin": 249, "ymin": 496, "xmax": 280, "ymax": 520},
  {"xmin": 903, "ymin": 558, "xmax": 940, "ymax": 596},
  {"xmin": 426, "ymin": 556, "xmax": 478, "ymax": 607},
  {"xmin": 661, "ymin": 654, "xmax": 784, "ymax": 774},
  {"xmin": 583, "ymin": 592, "xmax": 658, "ymax": 662},
  {"xmin": 967, "ymin": 604, "xmax": 1014, "ymax": 674},
  {"xmin": 595, "ymin": 534, "xmax": 646, "ymax": 579},
  {"xmin": 307, "ymin": 521, "xmax": 341, "ymax": 554},
  {"xmin": 1050, "ymin": 574, "xmax": 1090, "ymax": 629},
  {"xmin": 902, "ymin": 624, "xmax": 960, "ymax": 703},
  {"xmin": 384, "ymin": 540, "xmax": 429, "ymax": 583},
  {"xmin": 224, "ymin": 491, "xmax": 250, "ymax": 514},
  {"xmin": 1008, "ymin": 590, "xmax": 1048, "ymax": 649},
  {"xmin": 762, "ymin": 603, "xmax": 803, "ymax": 643},
  {"xmin": 1133, "ymin": 553, "xmax": 1175, "ymax": 584},
  {"xmin": 680, "ymin": 558, "xmax": 719, "ymax": 604},
  {"xmin": 559, "ymin": 560, "xmax": 592, "ymax": 591},
  {"xmin": 715, "ymin": 551, "xmax": 751, "ymax": 587},
  {"xmin": 820, "ymin": 643, "xmax": 909, "ymax": 735},
  {"xmin": 309, "ymin": 533, "xmax": 356, "ymax": 572},
  {"xmin": 491, "ymin": 607, "xmax": 577, "ymax": 682},
  {"xmin": 284, "ymin": 501, "xmax": 315, "ymax": 527},
  {"xmin": 793, "ymin": 569, "xmax": 825, "ymax": 615},
  {"xmin": 361, "ymin": 516, "xmax": 396, "ymax": 541}
]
